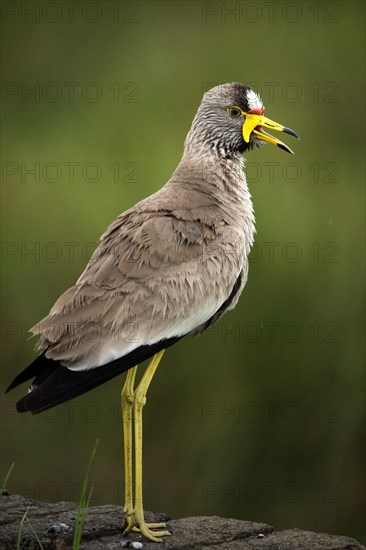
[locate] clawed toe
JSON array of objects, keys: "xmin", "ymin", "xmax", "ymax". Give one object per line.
[
  {"xmin": 138, "ymin": 523, "xmax": 171, "ymax": 542},
  {"xmin": 123, "ymin": 513, "xmax": 170, "ymax": 542}
]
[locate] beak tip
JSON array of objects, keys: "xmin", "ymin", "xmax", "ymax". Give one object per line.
[
  {"xmin": 277, "ymin": 143, "xmax": 295, "ymax": 155},
  {"xmin": 283, "ymin": 127, "xmax": 300, "ymax": 140}
]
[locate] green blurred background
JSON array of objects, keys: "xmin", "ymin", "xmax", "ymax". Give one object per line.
[{"xmin": 1, "ymin": 0, "xmax": 365, "ymax": 544}]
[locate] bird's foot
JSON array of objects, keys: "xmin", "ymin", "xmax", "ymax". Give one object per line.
[
  {"xmin": 122, "ymin": 508, "xmax": 134, "ymax": 533},
  {"xmin": 123, "ymin": 510, "xmax": 170, "ymax": 542}
]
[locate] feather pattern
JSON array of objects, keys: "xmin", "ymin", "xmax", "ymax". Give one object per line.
[{"xmin": 6, "ymin": 82, "xmax": 257, "ymax": 413}]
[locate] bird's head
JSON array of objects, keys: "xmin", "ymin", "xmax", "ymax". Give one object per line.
[{"xmin": 186, "ymin": 82, "xmax": 299, "ymax": 157}]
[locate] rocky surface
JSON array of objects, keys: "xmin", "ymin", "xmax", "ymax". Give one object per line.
[{"xmin": 0, "ymin": 494, "xmax": 364, "ymax": 549}]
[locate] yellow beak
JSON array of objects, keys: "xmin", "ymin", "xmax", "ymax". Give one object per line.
[{"xmin": 242, "ymin": 113, "xmax": 299, "ymax": 154}]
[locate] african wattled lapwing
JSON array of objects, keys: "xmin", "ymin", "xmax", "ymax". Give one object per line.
[{"xmin": 7, "ymin": 82, "xmax": 299, "ymax": 542}]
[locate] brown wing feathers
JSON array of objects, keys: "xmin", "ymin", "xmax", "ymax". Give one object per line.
[{"xmin": 6, "ymin": 88, "xmax": 255, "ymax": 415}]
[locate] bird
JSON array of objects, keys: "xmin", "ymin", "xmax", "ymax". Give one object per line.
[{"xmin": 6, "ymin": 82, "xmax": 299, "ymax": 542}]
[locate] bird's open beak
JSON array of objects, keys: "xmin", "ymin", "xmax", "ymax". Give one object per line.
[{"xmin": 242, "ymin": 113, "xmax": 299, "ymax": 154}]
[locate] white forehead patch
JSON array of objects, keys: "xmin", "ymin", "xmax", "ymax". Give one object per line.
[{"xmin": 247, "ymin": 89, "xmax": 263, "ymax": 111}]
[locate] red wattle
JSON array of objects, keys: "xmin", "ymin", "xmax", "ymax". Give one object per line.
[{"xmin": 248, "ymin": 106, "xmax": 265, "ymax": 115}]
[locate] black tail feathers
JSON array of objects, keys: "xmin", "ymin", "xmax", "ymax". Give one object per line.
[{"xmin": 6, "ymin": 338, "xmax": 180, "ymax": 415}]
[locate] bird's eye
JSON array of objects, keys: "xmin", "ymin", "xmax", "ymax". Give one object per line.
[{"xmin": 226, "ymin": 106, "xmax": 242, "ymax": 118}]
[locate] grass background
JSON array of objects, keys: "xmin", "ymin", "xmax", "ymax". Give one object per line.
[{"xmin": 1, "ymin": 0, "xmax": 365, "ymax": 544}]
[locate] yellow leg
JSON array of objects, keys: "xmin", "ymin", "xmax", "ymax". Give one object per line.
[
  {"xmin": 122, "ymin": 351, "xmax": 170, "ymax": 542},
  {"xmin": 121, "ymin": 365, "xmax": 138, "ymax": 533},
  {"xmin": 121, "ymin": 350, "xmax": 170, "ymax": 542},
  {"xmin": 133, "ymin": 350, "xmax": 170, "ymax": 541}
]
